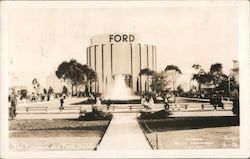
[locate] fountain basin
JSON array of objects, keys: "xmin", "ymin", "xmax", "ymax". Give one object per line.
[{"xmin": 101, "ymin": 99, "xmax": 141, "ymax": 104}]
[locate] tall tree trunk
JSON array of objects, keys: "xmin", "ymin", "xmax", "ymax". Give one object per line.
[
  {"xmin": 90, "ymin": 80, "xmax": 92, "ymax": 93},
  {"xmin": 85, "ymin": 84, "xmax": 89, "ymax": 93},
  {"xmin": 172, "ymin": 75, "xmax": 175, "ymax": 102},
  {"xmin": 75, "ymin": 86, "xmax": 78, "ymax": 97},
  {"xmin": 140, "ymin": 76, "xmax": 142, "ymax": 95},
  {"xmin": 147, "ymin": 75, "xmax": 149, "ymax": 92},
  {"xmin": 71, "ymin": 85, "xmax": 74, "ymax": 97}
]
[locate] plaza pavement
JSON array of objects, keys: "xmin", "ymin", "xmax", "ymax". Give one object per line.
[
  {"xmin": 15, "ymin": 110, "xmax": 234, "ymax": 119},
  {"xmin": 13, "ymin": 97, "xmax": 235, "ymax": 151},
  {"xmin": 14, "ymin": 97, "xmax": 234, "ymax": 119},
  {"xmin": 17, "ymin": 97, "xmax": 86, "ymax": 107},
  {"xmin": 97, "ymin": 113, "xmax": 152, "ymax": 150}
]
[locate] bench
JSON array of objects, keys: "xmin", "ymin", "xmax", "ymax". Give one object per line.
[
  {"xmin": 25, "ymin": 107, "xmax": 48, "ymax": 112},
  {"xmin": 59, "ymin": 106, "xmax": 82, "ymax": 112},
  {"xmin": 95, "ymin": 104, "xmax": 144, "ymax": 111},
  {"xmin": 172, "ymin": 103, "xmax": 214, "ymax": 110}
]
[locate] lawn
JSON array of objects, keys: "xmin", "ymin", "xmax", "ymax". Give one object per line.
[
  {"xmin": 9, "ymin": 119, "xmax": 110, "ymax": 151},
  {"xmin": 146, "ymin": 126, "xmax": 239, "ymax": 149},
  {"xmin": 139, "ymin": 116, "xmax": 239, "ymax": 149}
]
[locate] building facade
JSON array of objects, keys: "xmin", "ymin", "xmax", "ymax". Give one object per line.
[{"xmin": 86, "ymin": 33, "xmax": 157, "ymax": 95}]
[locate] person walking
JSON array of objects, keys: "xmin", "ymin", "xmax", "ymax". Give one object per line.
[
  {"xmin": 107, "ymin": 99, "xmax": 111, "ymax": 111},
  {"xmin": 148, "ymin": 97, "xmax": 154, "ymax": 110},
  {"xmin": 163, "ymin": 97, "xmax": 170, "ymax": 110},
  {"xmin": 60, "ymin": 98, "xmax": 64, "ymax": 110},
  {"xmin": 141, "ymin": 96, "xmax": 147, "ymax": 109}
]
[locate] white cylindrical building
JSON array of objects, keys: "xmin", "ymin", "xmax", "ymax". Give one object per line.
[{"xmin": 86, "ymin": 33, "xmax": 157, "ymax": 95}]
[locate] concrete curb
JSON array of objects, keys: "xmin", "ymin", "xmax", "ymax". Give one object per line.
[
  {"xmin": 136, "ymin": 117, "xmax": 155, "ymax": 150},
  {"xmin": 95, "ymin": 117, "xmax": 113, "ymax": 151}
]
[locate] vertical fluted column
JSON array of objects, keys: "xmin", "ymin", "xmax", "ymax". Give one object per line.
[
  {"xmin": 101, "ymin": 44, "xmax": 104, "ymax": 94},
  {"xmin": 146, "ymin": 45, "xmax": 149, "ymax": 92},
  {"xmin": 130, "ymin": 43, "xmax": 133, "ymax": 90},
  {"xmin": 139, "ymin": 43, "xmax": 142, "ymax": 95},
  {"xmin": 94, "ymin": 45, "xmax": 97, "ymax": 71},
  {"xmin": 89, "ymin": 46, "xmax": 92, "ymax": 68},
  {"xmin": 111, "ymin": 43, "xmax": 113, "ymax": 80},
  {"xmin": 94, "ymin": 45, "xmax": 97, "ymax": 93}
]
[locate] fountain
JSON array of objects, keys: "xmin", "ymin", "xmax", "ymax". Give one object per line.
[{"xmin": 103, "ymin": 75, "xmax": 140, "ymax": 104}]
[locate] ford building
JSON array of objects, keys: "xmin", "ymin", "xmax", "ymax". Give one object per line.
[{"xmin": 86, "ymin": 33, "xmax": 157, "ymax": 95}]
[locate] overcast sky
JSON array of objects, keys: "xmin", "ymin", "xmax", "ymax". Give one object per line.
[{"xmin": 7, "ymin": 4, "xmax": 239, "ymax": 91}]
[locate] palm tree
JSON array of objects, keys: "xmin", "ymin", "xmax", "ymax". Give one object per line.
[
  {"xmin": 192, "ymin": 70, "xmax": 213, "ymax": 93},
  {"xmin": 139, "ymin": 68, "xmax": 155, "ymax": 92},
  {"xmin": 192, "ymin": 64, "xmax": 205, "ymax": 93},
  {"xmin": 192, "ymin": 64, "xmax": 201, "ymax": 72},
  {"xmin": 164, "ymin": 65, "xmax": 182, "ymax": 101},
  {"xmin": 164, "ymin": 65, "xmax": 182, "ymax": 92}
]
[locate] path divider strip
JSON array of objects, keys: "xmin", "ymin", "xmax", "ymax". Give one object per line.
[
  {"xmin": 95, "ymin": 117, "xmax": 113, "ymax": 151},
  {"xmin": 136, "ymin": 117, "xmax": 154, "ymax": 150}
]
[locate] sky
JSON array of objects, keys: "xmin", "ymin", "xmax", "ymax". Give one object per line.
[{"xmin": 7, "ymin": 4, "xmax": 239, "ymax": 91}]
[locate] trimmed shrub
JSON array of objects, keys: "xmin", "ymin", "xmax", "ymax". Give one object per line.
[
  {"xmin": 232, "ymin": 97, "xmax": 239, "ymax": 116},
  {"xmin": 79, "ymin": 109, "xmax": 113, "ymax": 121},
  {"xmin": 139, "ymin": 110, "xmax": 172, "ymax": 119}
]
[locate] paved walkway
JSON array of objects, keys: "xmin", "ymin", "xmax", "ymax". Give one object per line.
[{"xmin": 98, "ymin": 113, "xmax": 152, "ymax": 150}]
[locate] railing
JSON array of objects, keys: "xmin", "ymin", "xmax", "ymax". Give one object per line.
[
  {"xmin": 16, "ymin": 102, "xmax": 232, "ymax": 114},
  {"xmin": 25, "ymin": 107, "xmax": 48, "ymax": 112}
]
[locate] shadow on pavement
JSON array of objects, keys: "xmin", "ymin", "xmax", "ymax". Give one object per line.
[{"xmin": 139, "ymin": 116, "xmax": 239, "ymax": 133}]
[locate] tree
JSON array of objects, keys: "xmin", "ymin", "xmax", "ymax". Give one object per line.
[
  {"xmin": 9, "ymin": 87, "xmax": 18, "ymax": 119},
  {"xmin": 32, "ymin": 78, "xmax": 39, "ymax": 88},
  {"xmin": 48, "ymin": 87, "xmax": 53, "ymax": 95},
  {"xmin": 209, "ymin": 63, "xmax": 225, "ymax": 88},
  {"xmin": 210, "ymin": 63, "xmax": 222, "ymax": 74},
  {"xmin": 62, "ymin": 86, "xmax": 68, "ymax": 95},
  {"xmin": 56, "ymin": 59, "xmax": 97, "ymax": 96},
  {"xmin": 217, "ymin": 74, "xmax": 230, "ymax": 96},
  {"xmin": 176, "ymin": 85, "xmax": 184, "ymax": 96},
  {"xmin": 56, "ymin": 59, "xmax": 85, "ymax": 96},
  {"xmin": 46, "ymin": 86, "xmax": 54, "ymax": 101},
  {"xmin": 228, "ymin": 76, "xmax": 239, "ymax": 96},
  {"xmin": 164, "ymin": 65, "xmax": 182, "ymax": 93},
  {"xmin": 84, "ymin": 67, "xmax": 97, "ymax": 94},
  {"xmin": 32, "ymin": 78, "xmax": 40, "ymax": 96},
  {"xmin": 139, "ymin": 68, "xmax": 155, "ymax": 92},
  {"xmin": 192, "ymin": 64, "xmax": 202, "ymax": 70},
  {"xmin": 192, "ymin": 67, "xmax": 213, "ymax": 94},
  {"xmin": 20, "ymin": 89, "xmax": 28, "ymax": 100},
  {"xmin": 150, "ymin": 72, "xmax": 171, "ymax": 98}
]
